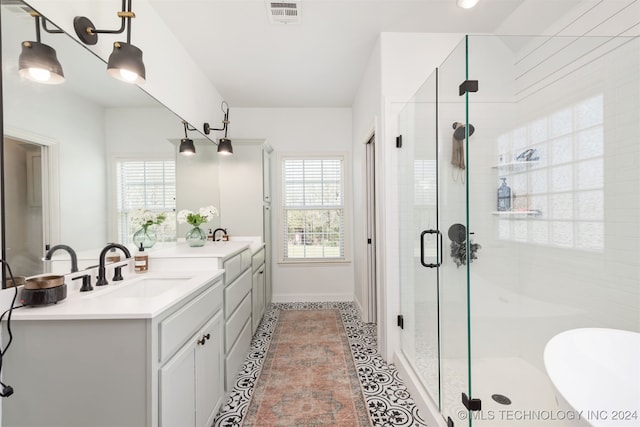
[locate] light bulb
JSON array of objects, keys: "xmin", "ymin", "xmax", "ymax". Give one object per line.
[
  {"xmin": 119, "ymin": 68, "xmax": 139, "ymax": 82},
  {"xmin": 457, "ymin": 0, "xmax": 480, "ymax": 9},
  {"xmin": 28, "ymin": 67, "xmax": 51, "ymax": 82}
]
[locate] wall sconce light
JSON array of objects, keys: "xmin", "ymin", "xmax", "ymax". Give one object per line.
[
  {"xmin": 179, "ymin": 121, "xmax": 197, "ymax": 156},
  {"xmin": 73, "ymin": 0, "xmax": 146, "ymax": 84},
  {"xmin": 18, "ymin": 12, "xmax": 65, "ymax": 84},
  {"xmin": 204, "ymin": 101, "xmax": 233, "ymax": 156},
  {"xmin": 457, "ymin": 0, "xmax": 480, "ymax": 9}
]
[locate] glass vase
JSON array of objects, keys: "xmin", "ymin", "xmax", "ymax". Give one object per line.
[
  {"xmin": 132, "ymin": 227, "xmax": 157, "ymax": 248},
  {"xmin": 185, "ymin": 226, "xmax": 207, "ymax": 247}
]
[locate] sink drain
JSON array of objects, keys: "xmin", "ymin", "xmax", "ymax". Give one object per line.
[{"xmin": 492, "ymin": 394, "xmax": 512, "ymax": 405}]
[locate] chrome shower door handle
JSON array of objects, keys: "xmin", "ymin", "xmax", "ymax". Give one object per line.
[{"xmin": 420, "ymin": 229, "xmax": 442, "ymax": 268}]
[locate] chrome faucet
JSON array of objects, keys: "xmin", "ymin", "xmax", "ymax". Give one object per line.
[
  {"xmin": 212, "ymin": 228, "xmax": 227, "ymax": 241},
  {"xmin": 44, "ymin": 244, "xmax": 79, "ymax": 273},
  {"xmin": 96, "ymin": 243, "xmax": 131, "ymax": 286}
]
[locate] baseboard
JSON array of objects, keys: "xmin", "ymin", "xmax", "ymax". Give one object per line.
[
  {"xmin": 353, "ymin": 296, "xmax": 366, "ymax": 321},
  {"xmin": 394, "ymin": 351, "xmax": 447, "ymax": 427},
  {"xmin": 271, "ymin": 293, "xmax": 354, "ymax": 303}
]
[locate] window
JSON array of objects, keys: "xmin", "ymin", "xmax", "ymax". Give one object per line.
[
  {"xmin": 497, "ymin": 95, "xmax": 604, "ymax": 251},
  {"xmin": 280, "ymin": 154, "xmax": 347, "ymax": 262},
  {"xmin": 115, "ymin": 159, "xmax": 176, "ymax": 244}
]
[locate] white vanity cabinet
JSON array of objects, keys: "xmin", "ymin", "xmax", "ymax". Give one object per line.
[
  {"xmin": 136, "ymin": 242, "xmax": 264, "ymax": 393},
  {"xmin": 158, "ymin": 280, "xmax": 225, "ymax": 427},
  {"xmin": 218, "ymin": 247, "xmax": 254, "ymax": 391},
  {"xmin": 160, "ymin": 311, "xmax": 223, "ymax": 427},
  {"xmin": 251, "ymin": 246, "xmax": 266, "ymax": 333},
  {"xmin": 2, "ymin": 274, "xmax": 225, "ymax": 427}
]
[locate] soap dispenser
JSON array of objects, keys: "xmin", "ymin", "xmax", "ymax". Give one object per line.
[
  {"xmin": 134, "ymin": 243, "xmax": 149, "ymax": 273},
  {"xmin": 497, "ymin": 177, "xmax": 512, "ymax": 211}
]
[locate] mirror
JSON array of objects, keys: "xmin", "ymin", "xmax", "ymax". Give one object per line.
[{"xmin": 1, "ymin": 1, "xmax": 220, "ymax": 283}]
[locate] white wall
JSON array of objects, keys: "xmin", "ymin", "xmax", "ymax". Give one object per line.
[
  {"xmin": 467, "ymin": 36, "xmax": 640, "ymax": 369},
  {"xmin": 104, "ymin": 107, "xmax": 180, "ymax": 155},
  {"xmin": 351, "ymin": 37, "xmax": 382, "ymax": 321},
  {"xmin": 175, "ymin": 142, "xmax": 222, "ymax": 237},
  {"xmin": 218, "ymin": 141, "xmax": 264, "ymax": 238},
  {"xmin": 229, "ymin": 108, "xmax": 354, "ymax": 302}
]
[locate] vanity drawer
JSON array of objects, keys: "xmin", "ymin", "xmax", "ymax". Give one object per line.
[
  {"xmin": 240, "ymin": 248, "xmax": 252, "ymax": 272},
  {"xmin": 223, "ymin": 253, "xmax": 242, "ymax": 284},
  {"xmin": 225, "ymin": 293, "xmax": 252, "ymax": 353},
  {"xmin": 251, "ymin": 247, "xmax": 265, "ymax": 272},
  {"xmin": 158, "ymin": 279, "xmax": 223, "ymax": 362},
  {"xmin": 224, "ymin": 269, "xmax": 251, "ymax": 315},
  {"xmin": 225, "ymin": 318, "xmax": 252, "ymax": 391}
]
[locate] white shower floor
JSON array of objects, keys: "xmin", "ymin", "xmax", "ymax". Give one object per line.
[
  {"xmin": 466, "ymin": 357, "xmax": 566, "ymax": 427},
  {"xmin": 413, "ymin": 350, "xmax": 569, "ymax": 426}
]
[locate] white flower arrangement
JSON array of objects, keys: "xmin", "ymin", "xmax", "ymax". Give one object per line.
[
  {"xmin": 177, "ymin": 205, "xmax": 219, "ymax": 227},
  {"xmin": 130, "ymin": 209, "xmax": 166, "ymax": 231}
]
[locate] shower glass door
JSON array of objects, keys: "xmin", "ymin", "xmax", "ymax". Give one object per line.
[
  {"xmin": 437, "ymin": 36, "xmax": 473, "ymax": 426},
  {"xmin": 398, "ymin": 35, "xmax": 474, "ymax": 426},
  {"xmin": 398, "ymin": 68, "xmax": 442, "ymax": 410}
]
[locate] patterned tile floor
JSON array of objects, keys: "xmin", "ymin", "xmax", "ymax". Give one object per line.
[{"xmin": 213, "ymin": 301, "xmax": 428, "ymax": 427}]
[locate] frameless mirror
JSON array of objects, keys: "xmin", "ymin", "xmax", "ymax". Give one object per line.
[{"xmin": 1, "ymin": 1, "xmax": 220, "ymax": 284}]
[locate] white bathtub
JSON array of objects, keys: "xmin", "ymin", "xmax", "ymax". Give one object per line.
[{"xmin": 544, "ymin": 328, "xmax": 640, "ymax": 427}]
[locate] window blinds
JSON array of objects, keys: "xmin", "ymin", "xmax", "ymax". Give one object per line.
[
  {"xmin": 116, "ymin": 160, "xmax": 176, "ymax": 243},
  {"xmin": 282, "ymin": 158, "xmax": 345, "ymax": 260}
]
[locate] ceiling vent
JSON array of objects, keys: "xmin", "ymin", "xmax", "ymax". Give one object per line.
[{"xmin": 266, "ymin": 1, "xmax": 300, "ymax": 24}]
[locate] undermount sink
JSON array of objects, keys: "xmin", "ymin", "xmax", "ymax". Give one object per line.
[{"xmin": 102, "ymin": 277, "xmax": 192, "ymax": 299}]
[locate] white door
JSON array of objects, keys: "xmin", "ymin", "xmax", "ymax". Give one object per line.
[
  {"xmin": 3, "ymin": 137, "xmax": 45, "ymax": 278},
  {"xmin": 364, "ymin": 135, "xmax": 377, "ymax": 323}
]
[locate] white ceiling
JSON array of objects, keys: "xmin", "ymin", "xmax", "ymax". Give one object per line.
[{"xmin": 148, "ymin": 0, "xmax": 585, "ymax": 108}]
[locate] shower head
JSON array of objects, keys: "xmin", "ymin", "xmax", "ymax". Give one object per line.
[{"xmin": 452, "ymin": 122, "xmax": 475, "ymax": 140}]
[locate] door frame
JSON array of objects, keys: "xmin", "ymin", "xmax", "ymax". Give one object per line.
[
  {"xmin": 364, "ymin": 132, "xmax": 377, "ymax": 324},
  {"xmin": 3, "ymin": 126, "xmax": 60, "ymax": 264}
]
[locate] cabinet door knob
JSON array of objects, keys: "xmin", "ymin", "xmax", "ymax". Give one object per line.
[{"xmin": 197, "ymin": 333, "xmax": 211, "ymax": 346}]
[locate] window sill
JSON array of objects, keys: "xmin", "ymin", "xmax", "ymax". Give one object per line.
[{"xmin": 278, "ymin": 258, "xmax": 351, "ymax": 266}]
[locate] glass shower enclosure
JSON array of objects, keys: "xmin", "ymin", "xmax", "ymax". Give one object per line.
[{"xmin": 398, "ymin": 34, "xmax": 640, "ymax": 427}]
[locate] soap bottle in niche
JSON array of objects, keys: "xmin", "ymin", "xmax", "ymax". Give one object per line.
[
  {"xmin": 497, "ymin": 178, "xmax": 511, "ymax": 211},
  {"xmin": 134, "ymin": 243, "xmax": 149, "ymax": 273}
]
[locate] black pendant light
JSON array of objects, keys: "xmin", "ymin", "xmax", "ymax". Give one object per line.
[
  {"xmin": 18, "ymin": 13, "xmax": 64, "ymax": 84},
  {"xmin": 203, "ymin": 101, "xmax": 233, "ymax": 156},
  {"xmin": 107, "ymin": 42, "xmax": 145, "ymax": 84},
  {"xmin": 179, "ymin": 121, "xmax": 196, "ymax": 156},
  {"xmin": 217, "ymin": 138, "xmax": 233, "ymax": 155},
  {"xmin": 74, "ymin": 0, "xmax": 145, "ymax": 84}
]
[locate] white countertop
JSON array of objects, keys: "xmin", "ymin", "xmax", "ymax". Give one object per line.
[
  {"xmin": 149, "ymin": 240, "xmax": 252, "ymax": 258},
  {"xmin": 9, "ymin": 269, "xmax": 225, "ymax": 321},
  {"xmin": 11, "ymin": 238, "xmax": 266, "ymax": 320},
  {"xmin": 48, "ymin": 237, "xmax": 263, "ymax": 263}
]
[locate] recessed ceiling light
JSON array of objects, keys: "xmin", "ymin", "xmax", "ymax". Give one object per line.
[{"xmin": 457, "ymin": 0, "xmax": 480, "ymax": 9}]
